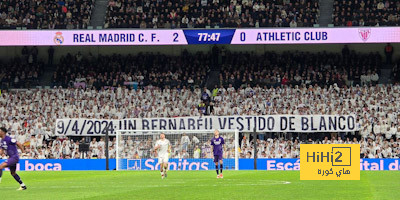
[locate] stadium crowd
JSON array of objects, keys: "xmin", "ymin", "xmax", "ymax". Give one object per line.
[
  {"xmin": 52, "ymin": 51, "xmax": 209, "ymax": 90},
  {"xmin": 0, "ymin": 46, "xmax": 44, "ymax": 89},
  {"xmin": 105, "ymin": 0, "xmax": 319, "ymax": 28},
  {"xmin": 0, "ymin": 0, "xmax": 95, "ymax": 29},
  {"xmin": 52, "ymin": 48, "xmax": 383, "ymax": 90},
  {"xmin": 219, "ymin": 48, "xmax": 382, "ymax": 88},
  {"xmin": 1, "ymin": 82, "xmax": 400, "ymax": 159},
  {"xmin": 332, "ymin": 0, "xmax": 400, "ymax": 26},
  {"xmin": 0, "ymin": 47, "xmax": 399, "ymax": 160}
]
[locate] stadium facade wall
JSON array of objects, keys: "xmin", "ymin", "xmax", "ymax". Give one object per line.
[{"xmin": 1, "ymin": 159, "xmax": 399, "ymax": 171}]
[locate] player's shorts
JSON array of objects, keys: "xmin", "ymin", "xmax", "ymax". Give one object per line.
[
  {"xmin": 214, "ymin": 154, "xmax": 223, "ymax": 163},
  {"xmin": 3, "ymin": 157, "xmax": 19, "ymax": 172},
  {"xmin": 158, "ymin": 154, "xmax": 169, "ymax": 164},
  {"xmin": 6, "ymin": 157, "xmax": 19, "ymax": 167}
]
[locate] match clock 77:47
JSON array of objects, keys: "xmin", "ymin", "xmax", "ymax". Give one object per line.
[
  {"xmin": 197, "ymin": 33, "xmax": 221, "ymax": 42},
  {"xmin": 182, "ymin": 30, "xmax": 236, "ymax": 44}
]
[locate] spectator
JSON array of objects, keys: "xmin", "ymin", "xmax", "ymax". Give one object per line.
[
  {"xmin": 385, "ymin": 43, "xmax": 394, "ymax": 64},
  {"xmin": 48, "ymin": 47, "xmax": 55, "ymax": 65},
  {"xmin": 181, "ymin": 133, "xmax": 190, "ymax": 151}
]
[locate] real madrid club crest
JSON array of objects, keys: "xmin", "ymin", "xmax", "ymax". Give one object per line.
[{"xmin": 54, "ymin": 32, "xmax": 64, "ymax": 45}]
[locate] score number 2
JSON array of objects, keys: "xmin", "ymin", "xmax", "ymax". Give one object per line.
[{"xmin": 173, "ymin": 33, "xmax": 179, "ymax": 42}]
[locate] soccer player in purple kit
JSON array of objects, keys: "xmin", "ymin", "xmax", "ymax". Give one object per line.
[
  {"xmin": 210, "ymin": 129, "xmax": 225, "ymax": 179},
  {"xmin": 0, "ymin": 127, "xmax": 27, "ymax": 190}
]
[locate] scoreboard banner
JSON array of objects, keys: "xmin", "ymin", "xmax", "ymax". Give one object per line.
[
  {"xmin": 55, "ymin": 115, "xmax": 358, "ymax": 136},
  {"xmin": 0, "ymin": 27, "xmax": 399, "ymax": 46}
]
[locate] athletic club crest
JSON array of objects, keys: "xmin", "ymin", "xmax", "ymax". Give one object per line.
[
  {"xmin": 54, "ymin": 32, "xmax": 64, "ymax": 45},
  {"xmin": 358, "ymin": 29, "xmax": 371, "ymax": 42}
]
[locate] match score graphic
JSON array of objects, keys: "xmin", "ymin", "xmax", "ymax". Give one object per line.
[{"xmin": 300, "ymin": 144, "xmax": 360, "ymax": 180}]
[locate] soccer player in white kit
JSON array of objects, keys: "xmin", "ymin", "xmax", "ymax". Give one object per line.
[{"xmin": 154, "ymin": 133, "xmax": 171, "ymax": 179}]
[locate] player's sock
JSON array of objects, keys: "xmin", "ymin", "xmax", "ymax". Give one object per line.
[
  {"xmin": 12, "ymin": 174, "xmax": 23, "ymax": 185},
  {"xmin": 215, "ymin": 164, "xmax": 219, "ymax": 175},
  {"xmin": 220, "ymin": 164, "xmax": 223, "ymax": 174},
  {"xmin": 0, "ymin": 169, "xmax": 2, "ymax": 183}
]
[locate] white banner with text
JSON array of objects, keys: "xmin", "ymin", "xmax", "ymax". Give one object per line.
[{"xmin": 56, "ymin": 115, "xmax": 358, "ymax": 136}]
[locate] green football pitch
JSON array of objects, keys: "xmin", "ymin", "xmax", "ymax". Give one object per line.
[{"xmin": 0, "ymin": 171, "xmax": 399, "ymax": 200}]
